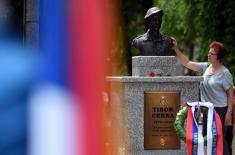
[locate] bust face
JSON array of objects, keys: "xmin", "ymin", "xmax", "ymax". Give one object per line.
[{"xmin": 147, "ymin": 14, "xmax": 162, "ymax": 32}]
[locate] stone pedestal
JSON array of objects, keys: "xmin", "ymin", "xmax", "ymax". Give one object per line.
[
  {"xmin": 107, "ymin": 56, "xmax": 202, "ymax": 154},
  {"xmin": 107, "ymin": 76, "xmax": 203, "ymax": 154},
  {"xmin": 132, "ymin": 56, "xmax": 183, "ymax": 76}
]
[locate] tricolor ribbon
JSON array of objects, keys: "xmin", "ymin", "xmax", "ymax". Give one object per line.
[{"xmin": 186, "ymin": 102, "xmax": 223, "ymax": 155}]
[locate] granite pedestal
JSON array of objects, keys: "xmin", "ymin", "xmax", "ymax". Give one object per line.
[
  {"xmin": 107, "ymin": 56, "xmax": 203, "ymax": 154},
  {"xmin": 107, "ymin": 76, "xmax": 203, "ymax": 154},
  {"xmin": 132, "ymin": 56, "xmax": 183, "ymax": 76}
]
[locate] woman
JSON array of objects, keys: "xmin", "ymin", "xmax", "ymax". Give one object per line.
[{"xmin": 171, "ymin": 38, "xmax": 233, "ymax": 155}]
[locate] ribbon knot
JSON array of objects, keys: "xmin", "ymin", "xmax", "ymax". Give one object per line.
[{"xmin": 186, "ymin": 102, "xmax": 223, "ymax": 155}]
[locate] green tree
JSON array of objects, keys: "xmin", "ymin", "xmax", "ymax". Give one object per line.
[
  {"xmin": 155, "ymin": 0, "xmax": 235, "ymax": 81},
  {"xmin": 196, "ymin": 0, "xmax": 235, "ymax": 79}
]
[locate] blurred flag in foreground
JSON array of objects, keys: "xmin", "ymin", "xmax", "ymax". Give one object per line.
[
  {"xmin": 28, "ymin": 0, "xmax": 121, "ymax": 155},
  {"xmin": 28, "ymin": 0, "xmax": 76, "ymax": 155}
]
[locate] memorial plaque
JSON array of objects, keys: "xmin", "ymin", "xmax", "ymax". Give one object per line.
[{"xmin": 144, "ymin": 91, "xmax": 180, "ymax": 149}]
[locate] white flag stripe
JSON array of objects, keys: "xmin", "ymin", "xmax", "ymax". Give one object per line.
[
  {"xmin": 187, "ymin": 101, "xmax": 215, "ymax": 155},
  {"xmin": 28, "ymin": 84, "xmax": 75, "ymax": 155}
]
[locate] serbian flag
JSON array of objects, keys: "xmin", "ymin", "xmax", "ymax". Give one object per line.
[
  {"xmin": 186, "ymin": 102, "xmax": 223, "ymax": 155},
  {"xmin": 28, "ymin": 0, "xmax": 77, "ymax": 155},
  {"xmin": 210, "ymin": 111, "xmax": 223, "ymax": 155},
  {"xmin": 186, "ymin": 105, "xmax": 204, "ymax": 155},
  {"xmin": 28, "ymin": 0, "xmax": 119, "ymax": 155}
]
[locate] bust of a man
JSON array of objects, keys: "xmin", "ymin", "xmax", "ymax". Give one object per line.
[{"xmin": 132, "ymin": 7, "xmax": 174, "ymax": 56}]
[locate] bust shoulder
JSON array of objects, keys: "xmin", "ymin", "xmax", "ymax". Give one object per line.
[
  {"xmin": 132, "ymin": 33, "xmax": 147, "ymax": 48},
  {"xmin": 161, "ymin": 34, "xmax": 171, "ymax": 42},
  {"xmin": 133, "ymin": 33, "xmax": 148, "ymax": 41}
]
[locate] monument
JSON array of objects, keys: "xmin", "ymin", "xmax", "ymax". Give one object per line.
[
  {"xmin": 107, "ymin": 6, "xmax": 203, "ymax": 154},
  {"xmin": 132, "ymin": 7, "xmax": 174, "ymax": 56},
  {"xmin": 132, "ymin": 7, "xmax": 183, "ymax": 76}
]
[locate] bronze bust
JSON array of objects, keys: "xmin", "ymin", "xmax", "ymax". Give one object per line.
[{"xmin": 132, "ymin": 7, "xmax": 174, "ymax": 56}]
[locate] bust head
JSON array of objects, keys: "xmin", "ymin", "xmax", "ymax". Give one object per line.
[
  {"xmin": 132, "ymin": 6, "xmax": 175, "ymax": 56},
  {"xmin": 145, "ymin": 7, "xmax": 163, "ymax": 32}
]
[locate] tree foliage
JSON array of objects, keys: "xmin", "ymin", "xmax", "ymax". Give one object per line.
[{"xmin": 155, "ymin": 0, "xmax": 235, "ymax": 81}]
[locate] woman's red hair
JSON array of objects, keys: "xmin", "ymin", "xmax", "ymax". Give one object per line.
[{"xmin": 209, "ymin": 41, "xmax": 227, "ymax": 62}]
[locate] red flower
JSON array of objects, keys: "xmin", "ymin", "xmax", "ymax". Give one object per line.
[
  {"xmin": 148, "ymin": 71, "xmax": 156, "ymax": 77},
  {"xmin": 183, "ymin": 101, "xmax": 188, "ymax": 107}
]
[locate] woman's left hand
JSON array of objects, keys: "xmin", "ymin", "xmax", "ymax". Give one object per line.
[
  {"xmin": 170, "ymin": 37, "xmax": 179, "ymax": 51},
  {"xmin": 225, "ymin": 112, "xmax": 233, "ymax": 126}
]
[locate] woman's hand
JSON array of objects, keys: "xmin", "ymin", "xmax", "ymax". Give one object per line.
[
  {"xmin": 225, "ymin": 112, "xmax": 233, "ymax": 126},
  {"xmin": 170, "ymin": 37, "xmax": 179, "ymax": 51}
]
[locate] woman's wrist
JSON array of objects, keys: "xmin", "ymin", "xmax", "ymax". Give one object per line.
[
  {"xmin": 174, "ymin": 48, "xmax": 181, "ymax": 54},
  {"xmin": 227, "ymin": 109, "xmax": 233, "ymax": 114}
]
